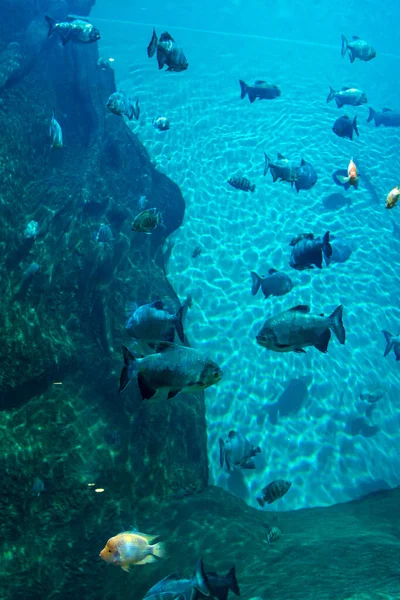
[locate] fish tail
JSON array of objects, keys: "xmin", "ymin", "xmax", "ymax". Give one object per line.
[
  {"xmin": 326, "ymin": 86, "xmax": 336, "ymax": 103},
  {"xmin": 151, "ymin": 541, "xmax": 166, "ymax": 559},
  {"xmin": 126, "ymin": 104, "xmax": 134, "ymax": 121},
  {"xmin": 45, "ymin": 15, "xmax": 56, "ymax": 37},
  {"xmin": 263, "ymin": 152, "xmax": 270, "ymax": 177},
  {"xmin": 250, "ymin": 271, "xmax": 261, "ymax": 296},
  {"xmin": 256, "ymin": 496, "xmax": 265, "ymax": 508},
  {"xmin": 133, "ymin": 97, "xmax": 140, "ymax": 120},
  {"xmin": 382, "ymin": 330, "xmax": 394, "ymax": 357},
  {"xmin": 174, "ymin": 304, "xmax": 185, "ymax": 343},
  {"xmin": 367, "ymin": 107, "xmax": 376, "ymax": 124},
  {"xmin": 353, "ymin": 116, "xmax": 359, "ymax": 137},
  {"xmin": 219, "ymin": 438, "xmax": 225, "ymax": 468},
  {"xmin": 195, "ymin": 559, "xmax": 211, "ymax": 596},
  {"xmin": 239, "ymin": 79, "xmax": 248, "ymax": 100},
  {"xmin": 226, "ymin": 566, "xmax": 241, "ymax": 596},
  {"xmin": 340, "ymin": 34, "xmax": 348, "ymax": 58},
  {"xmin": 119, "ymin": 345, "xmax": 136, "ymax": 393},
  {"xmin": 147, "ymin": 28, "xmax": 158, "ymax": 58},
  {"xmin": 322, "ymin": 230, "xmax": 332, "ymax": 265},
  {"xmin": 329, "ymin": 305, "xmax": 346, "ymax": 345}
]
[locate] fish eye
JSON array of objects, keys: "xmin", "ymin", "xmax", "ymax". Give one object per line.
[
  {"xmin": 213, "ymin": 371, "xmax": 220, "ymax": 379},
  {"xmin": 108, "ymin": 549, "xmax": 112, "ymax": 553}
]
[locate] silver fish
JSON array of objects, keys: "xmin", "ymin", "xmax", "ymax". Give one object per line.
[
  {"xmin": 125, "ymin": 300, "xmax": 185, "ymax": 344},
  {"xmin": 289, "ymin": 231, "xmax": 332, "ymax": 270},
  {"xmin": 256, "ymin": 304, "xmax": 346, "ymax": 354},
  {"xmin": 107, "ymin": 92, "xmax": 140, "ymax": 121},
  {"xmin": 257, "ymin": 479, "xmax": 291, "ymax": 507},
  {"xmin": 143, "ymin": 559, "xmax": 210, "ymax": 600},
  {"xmin": 251, "ymin": 269, "xmax": 293, "ymax": 299},
  {"xmin": 119, "ymin": 342, "xmax": 223, "ymax": 399},
  {"xmin": 45, "ymin": 16, "xmax": 100, "ymax": 45},
  {"xmin": 341, "ymin": 35, "xmax": 376, "ymax": 63},
  {"xmin": 219, "ymin": 430, "xmax": 261, "ymax": 472},
  {"xmin": 367, "ymin": 107, "xmax": 400, "ymax": 128},
  {"xmin": 326, "ymin": 86, "xmax": 367, "ymax": 108},
  {"xmin": 147, "ymin": 29, "xmax": 188, "ymax": 72},
  {"xmin": 239, "ymin": 80, "xmax": 281, "ymax": 103},
  {"xmin": 263, "ymin": 152, "xmax": 298, "ymax": 184}
]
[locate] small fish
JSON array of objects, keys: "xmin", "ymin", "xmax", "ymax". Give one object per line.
[
  {"xmin": 107, "ymin": 92, "xmax": 140, "ymax": 121},
  {"xmin": 251, "ymin": 269, "xmax": 293, "ymax": 299},
  {"xmin": 289, "ymin": 233, "xmax": 314, "ymax": 247},
  {"xmin": 256, "ymin": 304, "xmax": 346, "ymax": 354},
  {"xmin": 341, "ymin": 35, "xmax": 376, "ymax": 63},
  {"xmin": 294, "ymin": 159, "xmax": 318, "ymax": 193},
  {"xmin": 326, "ymin": 87, "xmax": 367, "ymax": 108},
  {"xmin": 228, "ymin": 177, "xmax": 255, "ymax": 192},
  {"xmin": 45, "ymin": 16, "xmax": 101, "ymax": 45},
  {"xmin": 153, "ymin": 116, "xmax": 170, "ymax": 131},
  {"xmin": 99, "ymin": 531, "xmax": 165, "ymax": 572},
  {"xmin": 382, "ymin": 330, "xmax": 400, "ymax": 361},
  {"xmin": 265, "ymin": 526, "xmax": 281, "ymax": 543},
  {"xmin": 24, "ymin": 220, "xmax": 40, "ymax": 239},
  {"xmin": 219, "ymin": 430, "xmax": 261, "ymax": 472},
  {"xmin": 332, "ymin": 115, "xmax": 359, "ymax": 140},
  {"xmin": 49, "ymin": 109, "xmax": 63, "ymax": 148},
  {"xmin": 330, "ymin": 238, "xmax": 352, "ymax": 263},
  {"xmin": 147, "ymin": 29, "xmax": 188, "ymax": 72},
  {"xmin": 359, "ymin": 386, "xmax": 385, "ymax": 404},
  {"xmin": 257, "ymin": 480, "xmax": 292, "ymax": 506},
  {"xmin": 132, "ymin": 208, "xmax": 163, "ymax": 234},
  {"xmin": 119, "ymin": 342, "xmax": 223, "ymax": 399},
  {"xmin": 95, "ymin": 224, "xmax": 113, "ymax": 244},
  {"xmin": 192, "ymin": 246, "xmax": 202, "ymax": 258},
  {"xmin": 385, "ymin": 186, "xmax": 400, "ymax": 209},
  {"xmin": 23, "ymin": 263, "xmax": 40, "ymax": 279},
  {"xmin": 239, "ymin": 80, "xmax": 281, "ymax": 103},
  {"xmin": 322, "ymin": 193, "xmax": 351, "ymax": 211},
  {"xmin": 125, "ymin": 300, "xmax": 185, "ymax": 344},
  {"xmin": 367, "ymin": 107, "xmax": 400, "ymax": 128},
  {"xmin": 334, "ymin": 158, "xmax": 359, "ymax": 190},
  {"xmin": 143, "ymin": 559, "xmax": 210, "ymax": 600},
  {"xmin": 264, "ymin": 153, "xmax": 298, "ymax": 185},
  {"xmin": 289, "ymin": 231, "xmax": 332, "ymax": 270},
  {"xmin": 31, "ymin": 477, "xmax": 45, "ymax": 497}
]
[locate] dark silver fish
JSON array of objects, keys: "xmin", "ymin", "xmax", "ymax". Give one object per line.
[
  {"xmin": 257, "ymin": 479, "xmax": 292, "ymax": 507},
  {"xmin": 289, "ymin": 231, "xmax": 332, "ymax": 270},
  {"xmin": 219, "ymin": 430, "xmax": 261, "ymax": 472},
  {"xmin": 251, "ymin": 269, "xmax": 293, "ymax": 299},
  {"xmin": 107, "ymin": 92, "xmax": 140, "ymax": 121},
  {"xmin": 382, "ymin": 331, "xmax": 400, "ymax": 361},
  {"xmin": 119, "ymin": 342, "xmax": 223, "ymax": 399},
  {"xmin": 332, "ymin": 116, "xmax": 359, "ymax": 140},
  {"xmin": 341, "ymin": 35, "xmax": 376, "ymax": 63},
  {"xmin": 153, "ymin": 116, "xmax": 170, "ymax": 131},
  {"xmin": 239, "ymin": 80, "xmax": 281, "ymax": 103},
  {"xmin": 143, "ymin": 559, "xmax": 210, "ymax": 600},
  {"xmin": 147, "ymin": 29, "xmax": 188, "ymax": 72},
  {"xmin": 264, "ymin": 153, "xmax": 298, "ymax": 184},
  {"xmin": 125, "ymin": 300, "xmax": 185, "ymax": 344},
  {"xmin": 132, "ymin": 208, "xmax": 163, "ymax": 234},
  {"xmin": 256, "ymin": 304, "xmax": 346, "ymax": 354},
  {"xmin": 295, "ymin": 159, "xmax": 318, "ymax": 192},
  {"xmin": 228, "ymin": 177, "xmax": 255, "ymax": 192},
  {"xmin": 289, "ymin": 233, "xmax": 314, "ymax": 247},
  {"xmin": 367, "ymin": 107, "xmax": 400, "ymax": 128},
  {"xmin": 45, "ymin": 16, "xmax": 100, "ymax": 45},
  {"xmin": 326, "ymin": 87, "xmax": 367, "ymax": 108}
]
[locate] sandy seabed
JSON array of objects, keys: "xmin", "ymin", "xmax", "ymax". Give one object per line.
[{"xmin": 98, "ymin": 21, "xmax": 400, "ymax": 511}]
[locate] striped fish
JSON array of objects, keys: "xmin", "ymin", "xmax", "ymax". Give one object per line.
[
  {"xmin": 228, "ymin": 177, "xmax": 255, "ymax": 192},
  {"xmin": 257, "ymin": 479, "xmax": 292, "ymax": 506}
]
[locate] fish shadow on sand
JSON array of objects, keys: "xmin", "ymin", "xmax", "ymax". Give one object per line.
[
  {"xmin": 265, "ymin": 377, "xmax": 311, "ymax": 425},
  {"xmin": 346, "ymin": 416, "xmax": 379, "ymax": 437}
]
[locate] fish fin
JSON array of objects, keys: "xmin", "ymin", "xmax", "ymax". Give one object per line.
[
  {"xmin": 252, "ymin": 445, "xmax": 262, "ymax": 455},
  {"xmin": 60, "ymin": 34, "xmax": 70, "ymax": 46},
  {"xmin": 239, "ymin": 79, "xmax": 247, "ymax": 100},
  {"xmin": 335, "ymin": 97, "xmax": 343, "ymax": 108},
  {"xmin": 353, "ymin": 116, "xmax": 359, "ymax": 137},
  {"xmin": 289, "ymin": 305, "xmax": 310, "ymax": 313},
  {"xmin": 45, "ymin": 15, "xmax": 56, "ymax": 37},
  {"xmin": 300, "ymin": 158, "xmax": 306, "ymax": 166},
  {"xmin": 382, "ymin": 107, "xmax": 392, "ymax": 112},
  {"xmin": 256, "ymin": 497, "xmax": 265, "ymax": 507},
  {"xmin": 263, "ymin": 153, "xmax": 270, "ymax": 177},
  {"xmin": 194, "ymin": 559, "xmax": 211, "ymax": 596},
  {"xmin": 121, "ymin": 564, "xmax": 131, "ymax": 572},
  {"xmin": 138, "ymin": 373, "xmax": 156, "ymax": 400},
  {"xmin": 134, "ymin": 532, "xmax": 160, "ymax": 543},
  {"xmin": 148, "ymin": 341, "xmax": 179, "ymax": 353},
  {"xmin": 349, "ymin": 51, "xmax": 356, "ymax": 63},
  {"xmin": 226, "ymin": 566, "xmax": 240, "ymax": 596},
  {"xmin": 240, "ymin": 459, "xmax": 256, "ymax": 469},
  {"xmin": 335, "ymin": 175, "xmax": 350, "ymax": 184},
  {"xmin": 268, "ymin": 268, "xmax": 278, "ymax": 274},
  {"xmin": 147, "ymin": 28, "xmax": 158, "ymax": 56},
  {"xmin": 329, "ymin": 305, "xmax": 346, "ymax": 344},
  {"xmin": 341, "ymin": 34, "xmax": 348, "ymax": 57},
  {"xmin": 322, "ymin": 230, "xmax": 332, "ymax": 264},
  {"xmin": 225, "ymin": 450, "xmax": 232, "ymax": 472},
  {"xmin": 294, "ymin": 348, "xmax": 307, "ymax": 353},
  {"xmin": 254, "ymin": 79, "xmax": 266, "ymax": 84},
  {"xmin": 250, "ymin": 271, "xmax": 261, "ymax": 296},
  {"xmin": 119, "ymin": 345, "xmax": 136, "ymax": 393},
  {"xmin": 352, "ymin": 35, "xmax": 360, "ymax": 39},
  {"xmin": 382, "ymin": 330, "xmax": 394, "ymax": 357},
  {"xmin": 314, "ymin": 329, "xmax": 331, "ymax": 353},
  {"xmin": 326, "ymin": 86, "xmax": 335, "ymax": 103},
  {"xmin": 135, "ymin": 555, "xmax": 157, "ymax": 565},
  {"xmin": 174, "ymin": 305, "xmax": 185, "ymax": 343},
  {"xmin": 150, "ymin": 300, "xmax": 164, "ymax": 310},
  {"xmin": 167, "ymin": 389, "xmax": 180, "ymax": 399},
  {"xmin": 277, "ymin": 152, "xmax": 286, "ymax": 159},
  {"xmin": 159, "ymin": 31, "xmax": 174, "ymax": 42},
  {"xmin": 367, "ymin": 107, "xmax": 375, "ymax": 123},
  {"xmin": 156, "ymin": 48, "xmax": 166, "ymax": 69},
  {"xmin": 219, "ymin": 438, "xmax": 225, "ymax": 468},
  {"xmin": 272, "ymin": 172, "xmax": 278, "ymax": 183},
  {"xmin": 248, "ymin": 88, "xmax": 256, "ymax": 103},
  {"xmin": 151, "ymin": 541, "xmax": 166, "ymax": 559}
]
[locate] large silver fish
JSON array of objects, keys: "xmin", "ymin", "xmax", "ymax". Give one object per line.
[
  {"xmin": 256, "ymin": 304, "xmax": 346, "ymax": 354},
  {"xmin": 326, "ymin": 86, "xmax": 367, "ymax": 108},
  {"xmin": 119, "ymin": 342, "xmax": 223, "ymax": 399},
  {"xmin": 251, "ymin": 269, "xmax": 293, "ymax": 299},
  {"xmin": 45, "ymin": 16, "xmax": 100, "ymax": 45},
  {"xmin": 143, "ymin": 559, "xmax": 210, "ymax": 600},
  {"xmin": 147, "ymin": 29, "xmax": 188, "ymax": 72},
  {"xmin": 289, "ymin": 231, "xmax": 332, "ymax": 270},
  {"xmin": 219, "ymin": 431, "xmax": 261, "ymax": 472},
  {"xmin": 125, "ymin": 300, "xmax": 185, "ymax": 344},
  {"xmin": 341, "ymin": 35, "xmax": 376, "ymax": 63}
]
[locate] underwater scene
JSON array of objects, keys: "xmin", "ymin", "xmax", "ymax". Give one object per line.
[{"xmin": 1, "ymin": 0, "xmax": 400, "ymax": 598}]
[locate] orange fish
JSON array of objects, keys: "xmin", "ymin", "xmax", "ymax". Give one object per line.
[
  {"xmin": 99, "ymin": 531, "xmax": 165, "ymax": 572},
  {"xmin": 336, "ymin": 158, "xmax": 359, "ymax": 189},
  {"xmin": 385, "ymin": 186, "xmax": 400, "ymax": 209}
]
